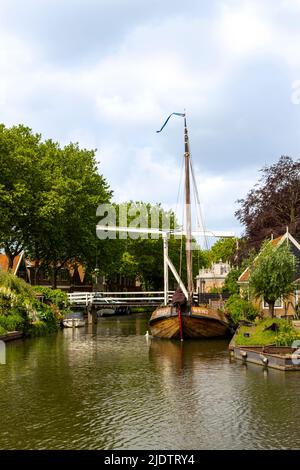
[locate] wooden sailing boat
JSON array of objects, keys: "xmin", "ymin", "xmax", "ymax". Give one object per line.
[
  {"xmin": 149, "ymin": 113, "xmax": 231, "ymax": 340},
  {"xmin": 96, "ymin": 112, "xmax": 234, "ymax": 339}
]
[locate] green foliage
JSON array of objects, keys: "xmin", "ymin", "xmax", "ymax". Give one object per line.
[
  {"xmin": 0, "ymin": 123, "xmax": 112, "ymax": 288},
  {"xmin": 235, "ymin": 156, "xmax": 300, "ymax": 251},
  {"xmin": 25, "ymin": 321, "xmax": 49, "ymax": 337},
  {"xmin": 0, "ymin": 314, "xmax": 25, "ymax": 332},
  {"xmin": 208, "ymin": 237, "xmax": 238, "ymax": 264},
  {"xmin": 0, "ymin": 124, "xmax": 42, "ymax": 264},
  {"xmin": 225, "ymin": 294, "xmax": 258, "ymax": 325},
  {"xmin": 33, "ymin": 286, "xmax": 69, "ymax": 310},
  {"xmin": 0, "ymin": 270, "xmax": 35, "ymax": 297},
  {"xmin": 0, "ymin": 271, "xmax": 61, "ymax": 335},
  {"xmin": 94, "ymin": 201, "xmax": 206, "ymax": 290},
  {"xmin": 209, "ymin": 286, "xmax": 221, "ymax": 294},
  {"xmin": 33, "ymin": 304, "xmax": 59, "ymax": 333},
  {"xmin": 249, "ymin": 241, "xmax": 296, "ymax": 317},
  {"xmin": 275, "ymin": 321, "xmax": 300, "ymax": 346},
  {"xmin": 222, "ymin": 268, "xmax": 243, "ymax": 295},
  {"xmin": 119, "ymin": 252, "xmax": 139, "ymax": 278},
  {"xmin": 0, "ymin": 326, "xmax": 7, "ymax": 335},
  {"xmin": 236, "ymin": 318, "xmax": 300, "ymax": 347}
]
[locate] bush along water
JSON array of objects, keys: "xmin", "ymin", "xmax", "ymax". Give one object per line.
[
  {"xmin": 274, "ymin": 321, "xmax": 300, "ymax": 346},
  {"xmin": 0, "ymin": 271, "xmax": 70, "ymax": 337},
  {"xmin": 224, "ymin": 294, "xmax": 259, "ymax": 327}
]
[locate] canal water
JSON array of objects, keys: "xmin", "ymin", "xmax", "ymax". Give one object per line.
[{"xmin": 0, "ymin": 313, "xmax": 300, "ymax": 450}]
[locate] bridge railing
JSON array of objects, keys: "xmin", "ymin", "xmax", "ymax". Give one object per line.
[{"xmin": 67, "ymin": 291, "xmax": 200, "ymax": 306}]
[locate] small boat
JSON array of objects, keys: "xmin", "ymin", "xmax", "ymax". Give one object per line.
[
  {"xmin": 94, "ymin": 293, "xmax": 131, "ymax": 317},
  {"xmin": 97, "ymin": 306, "xmax": 131, "ymax": 317},
  {"xmin": 63, "ymin": 312, "xmax": 85, "ymax": 328},
  {"xmin": 149, "ymin": 113, "xmax": 232, "ymax": 339}
]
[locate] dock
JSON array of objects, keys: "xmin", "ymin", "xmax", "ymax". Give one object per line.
[{"xmin": 233, "ymin": 345, "xmax": 300, "ymax": 371}]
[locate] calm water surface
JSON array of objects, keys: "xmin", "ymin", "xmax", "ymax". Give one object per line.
[{"xmin": 0, "ymin": 314, "xmax": 300, "ymax": 450}]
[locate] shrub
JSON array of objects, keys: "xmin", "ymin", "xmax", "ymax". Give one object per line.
[
  {"xmin": 222, "ymin": 268, "xmax": 242, "ymax": 295},
  {"xmin": 275, "ymin": 321, "xmax": 300, "ymax": 346},
  {"xmin": 33, "ymin": 286, "xmax": 69, "ymax": 311},
  {"xmin": 209, "ymin": 287, "xmax": 221, "ymax": 294},
  {"xmin": 0, "ymin": 326, "xmax": 7, "ymax": 335},
  {"xmin": 0, "ymin": 270, "xmax": 35, "ymax": 297},
  {"xmin": 225, "ymin": 294, "xmax": 258, "ymax": 325},
  {"xmin": 25, "ymin": 321, "xmax": 49, "ymax": 337},
  {"xmin": 0, "ymin": 272, "xmax": 63, "ymax": 336},
  {"xmin": 0, "ymin": 314, "xmax": 25, "ymax": 332},
  {"xmin": 35, "ymin": 304, "xmax": 60, "ymax": 333}
]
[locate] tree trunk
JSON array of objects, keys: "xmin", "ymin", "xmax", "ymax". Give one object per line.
[
  {"xmin": 52, "ymin": 269, "xmax": 58, "ymax": 290},
  {"xmin": 34, "ymin": 267, "xmax": 38, "ymax": 286},
  {"xmin": 268, "ymin": 300, "xmax": 275, "ymax": 318}
]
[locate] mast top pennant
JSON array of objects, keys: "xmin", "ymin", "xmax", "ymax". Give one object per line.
[{"xmin": 156, "ymin": 112, "xmax": 185, "ymax": 133}]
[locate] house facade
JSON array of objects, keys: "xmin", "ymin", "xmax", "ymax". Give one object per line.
[
  {"xmin": 238, "ymin": 230, "xmax": 300, "ymax": 318},
  {"xmin": 196, "ymin": 261, "xmax": 231, "ymax": 293},
  {"xmin": 0, "ymin": 252, "xmax": 93, "ymax": 292}
]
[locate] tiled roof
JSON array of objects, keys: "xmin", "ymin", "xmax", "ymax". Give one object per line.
[
  {"xmin": 0, "ymin": 253, "xmax": 86, "ymax": 281},
  {"xmin": 238, "ymin": 232, "xmax": 300, "ymax": 284},
  {"xmin": 0, "ymin": 253, "xmax": 22, "ymax": 275},
  {"xmin": 238, "ymin": 268, "xmax": 250, "ymax": 283}
]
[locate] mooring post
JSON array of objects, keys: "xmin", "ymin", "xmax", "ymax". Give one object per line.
[{"xmin": 87, "ymin": 302, "xmax": 93, "ymax": 324}]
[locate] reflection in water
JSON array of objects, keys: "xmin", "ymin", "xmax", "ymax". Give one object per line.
[{"xmin": 0, "ymin": 314, "xmax": 300, "ymax": 449}]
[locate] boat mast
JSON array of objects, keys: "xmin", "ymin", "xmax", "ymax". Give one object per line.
[{"xmin": 184, "ymin": 114, "xmax": 194, "ymax": 300}]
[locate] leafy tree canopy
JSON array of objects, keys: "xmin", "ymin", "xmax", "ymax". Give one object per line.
[
  {"xmin": 0, "ymin": 124, "xmax": 112, "ymax": 287},
  {"xmin": 207, "ymin": 237, "xmax": 238, "ymax": 264},
  {"xmin": 249, "ymin": 240, "xmax": 296, "ymax": 317},
  {"xmin": 236, "ymin": 156, "xmax": 300, "ymax": 253}
]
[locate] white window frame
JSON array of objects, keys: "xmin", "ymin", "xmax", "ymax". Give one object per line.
[
  {"xmin": 295, "ymin": 290, "xmax": 299, "ymax": 305},
  {"xmin": 263, "ymin": 297, "xmax": 283, "ymax": 309}
]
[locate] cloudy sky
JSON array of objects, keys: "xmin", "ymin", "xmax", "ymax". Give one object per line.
[{"xmin": 1, "ymin": 0, "xmax": 300, "ymax": 237}]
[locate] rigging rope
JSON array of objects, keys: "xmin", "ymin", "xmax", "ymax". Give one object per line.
[{"xmin": 189, "ymin": 156, "xmax": 219, "ymax": 296}]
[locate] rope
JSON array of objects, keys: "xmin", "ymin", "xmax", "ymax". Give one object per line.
[{"xmin": 189, "ymin": 156, "xmax": 219, "ymax": 296}]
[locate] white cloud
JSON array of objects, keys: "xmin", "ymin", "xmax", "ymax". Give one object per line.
[
  {"xmin": 216, "ymin": 3, "xmax": 272, "ymax": 57},
  {"xmin": 0, "ymin": 0, "xmax": 299, "ymax": 238}
]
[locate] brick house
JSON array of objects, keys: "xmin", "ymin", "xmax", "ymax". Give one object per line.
[
  {"xmin": 0, "ymin": 252, "xmax": 92, "ymax": 292},
  {"xmin": 238, "ymin": 230, "xmax": 300, "ymax": 318}
]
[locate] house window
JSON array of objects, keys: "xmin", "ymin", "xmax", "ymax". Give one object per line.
[{"xmin": 263, "ymin": 298, "xmax": 283, "ymax": 309}]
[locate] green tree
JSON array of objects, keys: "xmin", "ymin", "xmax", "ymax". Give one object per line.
[
  {"xmin": 236, "ymin": 156, "xmax": 300, "ymax": 252},
  {"xmin": 222, "ymin": 267, "xmax": 243, "ymax": 295},
  {"xmin": 0, "ymin": 124, "xmax": 41, "ymax": 268},
  {"xmin": 28, "ymin": 140, "xmax": 112, "ymax": 288},
  {"xmin": 95, "ymin": 201, "xmax": 206, "ymax": 291},
  {"xmin": 207, "ymin": 237, "xmax": 238, "ymax": 264},
  {"xmin": 249, "ymin": 241, "xmax": 296, "ymax": 317}
]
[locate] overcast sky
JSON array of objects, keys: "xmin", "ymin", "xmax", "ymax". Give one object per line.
[{"xmin": 1, "ymin": 0, "xmax": 300, "ymax": 237}]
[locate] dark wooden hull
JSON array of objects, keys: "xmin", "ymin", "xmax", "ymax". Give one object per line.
[{"xmin": 149, "ymin": 305, "xmax": 230, "ymax": 339}]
